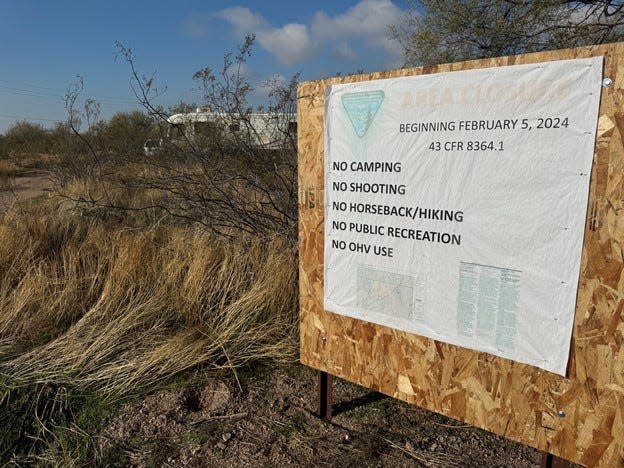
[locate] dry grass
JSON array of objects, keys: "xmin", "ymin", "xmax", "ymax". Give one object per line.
[
  {"xmin": 0, "ymin": 159, "xmax": 21, "ymax": 178},
  {"xmin": 0, "ymin": 199, "xmax": 299, "ymax": 461},
  {"xmin": 0, "ymin": 150, "xmax": 299, "ymax": 463},
  {"xmin": 0, "ymin": 160, "xmax": 20, "ymax": 192},
  {"xmin": 15, "ymin": 153, "xmax": 61, "ymax": 171},
  {"xmin": 0, "ymin": 204, "xmax": 298, "ymax": 399}
]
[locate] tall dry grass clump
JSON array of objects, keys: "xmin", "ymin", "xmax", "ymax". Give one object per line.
[
  {"xmin": 0, "ymin": 201, "xmax": 298, "ymax": 460},
  {"xmin": 0, "ymin": 206, "xmax": 297, "ymax": 393}
]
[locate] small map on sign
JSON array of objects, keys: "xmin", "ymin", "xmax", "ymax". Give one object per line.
[{"xmin": 356, "ymin": 264, "xmax": 425, "ymax": 322}]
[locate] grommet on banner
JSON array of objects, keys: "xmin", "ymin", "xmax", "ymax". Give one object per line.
[{"xmin": 602, "ymin": 77, "xmax": 613, "ymax": 87}]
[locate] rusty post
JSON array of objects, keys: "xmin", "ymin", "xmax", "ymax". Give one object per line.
[
  {"xmin": 317, "ymin": 371, "xmax": 333, "ymax": 420},
  {"xmin": 540, "ymin": 452, "xmax": 573, "ymax": 468}
]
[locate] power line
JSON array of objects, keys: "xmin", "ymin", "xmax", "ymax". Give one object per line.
[
  {"xmin": 0, "ymin": 80, "xmax": 138, "ymax": 105},
  {"xmin": 0, "ymin": 86, "xmax": 64, "ymax": 99},
  {"xmin": 0, "ymin": 113, "xmax": 64, "ymax": 123},
  {"xmin": 0, "ymin": 79, "xmax": 66, "ymax": 93},
  {"xmin": 0, "ymin": 80, "xmax": 156, "ymax": 130}
]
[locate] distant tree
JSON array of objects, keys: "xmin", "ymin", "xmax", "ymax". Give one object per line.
[
  {"xmin": 95, "ymin": 110, "xmax": 155, "ymax": 156},
  {"xmin": 392, "ymin": 0, "xmax": 624, "ymax": 66},
  {"xmin": 3, "ymin": 121, "xmax": 52, "ymax": 156},
  {"xmin": 46, "ymin": 122, "xmax": 70, "ymax": 156},
  {"xmin": 49, "ymin": 122, "xmax": 71, "ymax": 147}
]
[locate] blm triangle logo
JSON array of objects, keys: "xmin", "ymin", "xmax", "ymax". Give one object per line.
[{"xmin": 341, "ymin": 91, "xmax": 384, "ymax": 137}]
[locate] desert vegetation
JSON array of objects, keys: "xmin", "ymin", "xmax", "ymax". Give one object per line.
[
  {"xmin": 0, "ymin": 38, "xmax": 303, "ymax": 465},
  {"xmin": 0, "ymin": 201, "xmax": 298, "ymax": 464}
]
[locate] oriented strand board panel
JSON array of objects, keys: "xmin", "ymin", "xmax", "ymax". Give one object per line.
[{"xmin": 298, "ymin": 43, "xmax": 624, "ymax": 468}]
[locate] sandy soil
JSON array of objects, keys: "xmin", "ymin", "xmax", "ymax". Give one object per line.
[
  {"xmin": 99, "ymin": 362, "xmax": 551, "ymax": 467},
  {"xmin": 0, "ymin": 171, "xmax": 54, "ymax": 212}
]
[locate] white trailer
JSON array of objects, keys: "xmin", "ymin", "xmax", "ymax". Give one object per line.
[{"xmin": 144, "ymin": 108, "xmax": 296, "ymax": 155}]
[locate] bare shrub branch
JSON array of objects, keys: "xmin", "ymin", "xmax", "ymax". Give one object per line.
[{"xmin": 58, "ymin": 37, "xmax": 298, "ymax": 242}]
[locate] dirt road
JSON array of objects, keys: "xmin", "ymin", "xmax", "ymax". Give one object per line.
[{"xmin": 0, "ymin": 172, "xmax": 54, "ymax": 212}]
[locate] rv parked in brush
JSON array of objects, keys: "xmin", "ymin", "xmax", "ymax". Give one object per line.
[{"xmin": 143, "ymin": 108, "xmax": 297, "ymax": 156}]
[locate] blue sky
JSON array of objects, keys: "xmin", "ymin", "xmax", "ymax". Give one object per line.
[{"xmin": 0, "ymin": 0, "xmax": 410, "ymax": 133}]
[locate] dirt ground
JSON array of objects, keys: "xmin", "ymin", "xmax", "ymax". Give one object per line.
[
  {"xmin": 0, "ymin": 171, "xmax": 54, "ymax": 212},
  {"xmin": 99, "ymin": 362, "xmax": 547, "ymax": 467}
]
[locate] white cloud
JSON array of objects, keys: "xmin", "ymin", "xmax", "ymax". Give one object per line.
[
  {"xmin": 257, "ymin": 23, "xmax": 313, "ymax": 64},
  {"xmin": 312, "ymin": 0, "xmax": 404, "ymax": 65},
  {"xmin": 312, "ymin": 0, "xmax": 401, "ymax": 40},
  {"xmin": 378, "ymin": 36, "xmax": 404, "ymax": 64},
  {"xmin": 334, "ymin": 42, "xmax": 358, "ymax": 62},
  {"xmin": 216, "ymin": 7, "xmax": 312, "ymax": 64},
  {"xmin": 216, "ymin": 1, "xmax": 404, "ymax": 66},
  {"xmin": 216, "ymin": 7, "xmax": 268, "ymax": 37}
]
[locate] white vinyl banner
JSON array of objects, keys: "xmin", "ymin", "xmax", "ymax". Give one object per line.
[{"xmin": 324, "ymin": 57, "xmax": 603, "ymax": 376}]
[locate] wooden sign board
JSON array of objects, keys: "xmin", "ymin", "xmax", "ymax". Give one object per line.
[{"xmin": 298, "ymin": 43, "xmax": 624, "ymax": 467}]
